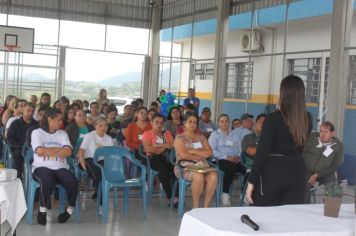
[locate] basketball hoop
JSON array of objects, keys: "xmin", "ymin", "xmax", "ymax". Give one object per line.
[{"xmin": 5, "ymin": 45, "xmax": 21, "ymax": 52}]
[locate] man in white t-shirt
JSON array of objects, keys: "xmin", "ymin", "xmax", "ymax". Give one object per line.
[{"xmin": 78, "ymin": 118, "xmax": 113, "ymax": 199}]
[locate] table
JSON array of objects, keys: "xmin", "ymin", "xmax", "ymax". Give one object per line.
[
  {"xmin": 179, "ymin": 204, "xmax": 355, "ymax": 236},
  {"xmin": 0, "ymin": 179, "xmax": 27, "ymax": 235}
]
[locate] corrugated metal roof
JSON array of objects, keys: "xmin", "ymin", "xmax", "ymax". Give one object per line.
[
  {"xmin": 230, "ymin": 0, "xmax": 299, "ymax": 14},
  {"xmin": 161, "ymin": 0, "xmax": 217, "ymax": 28},
  {"xmin": 0, "ymin": 0, "xmax": 151, "ymax": 29},
  {"xmin": 0, "ymin": 0, "xmax": 301, "ymax": 29},
  {"xmin": 161, "ymin": 0, "xmax": 300, "ymax": 29}
]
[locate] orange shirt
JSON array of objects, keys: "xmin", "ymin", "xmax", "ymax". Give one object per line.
[{"xmin": 125, "ymin": 122, "xmax": 152, "ymax": 151}]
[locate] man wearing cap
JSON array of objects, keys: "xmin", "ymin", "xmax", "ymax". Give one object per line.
[
  {"xmin": 183, "ymin": 88, "xmax": 200, "ymax": 114},
  {"xmin": 232, "ymin": 113, "xmax": 254, "ymax": 144}
]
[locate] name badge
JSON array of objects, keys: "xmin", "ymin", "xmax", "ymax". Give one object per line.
[
  {"xmin": 323, "ymin": 146, "xmax": 333, "ymax": 157},
  {"xmin": 225, "ymin": 140, "xmax": 234, "ymax": 147},
  {"xmin": 206, "ymin": 128, "xmax": 213, "ymax": 132},
  {"xmin": 192, "ymin": 142, "xmax": 203, "ymax": 149},
  {"xmin": 138, "ymin": 134, "xmax": 143, "ymax": 141},
  {"xmin": 79, "ymin": 133, "xmax": 86, "ymax": 138},
  {"xmin": 156, "ymin": 137, "xmax": 164, "ymax": 144},
  {"xmin": 189, "ymin": 100, "xmax": 194, "ymax": 104}
]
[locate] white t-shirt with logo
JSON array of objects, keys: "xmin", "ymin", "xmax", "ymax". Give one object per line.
[
  {"xmin": 31, "ymin": 128, "xmax": 72, "ymax": 171},
  {"xmin": 80, "ymin": 131, "xmax": 114, "ymax": 161}
]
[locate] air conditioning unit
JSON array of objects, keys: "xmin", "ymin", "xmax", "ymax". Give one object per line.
[{"xmin": 240, "ymin": 30, "xmax": 262, "ymax": 52}]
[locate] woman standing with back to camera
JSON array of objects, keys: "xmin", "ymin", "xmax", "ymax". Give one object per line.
[{"xmin": 246, "ymin": 75, "xmax": 311, "ymax": 206}]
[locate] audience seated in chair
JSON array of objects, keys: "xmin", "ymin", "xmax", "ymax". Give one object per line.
[
  {"xmin": 164, "ymin": 106, "xmax": 182, "ymax": 137},
  {"xmin": 65, "ymin": 109, "xmax": 94, "ymax": 148},
  {"xmin": 208, "ymin": 114, "xmax": 246, "ymax": 206},
  {"xmin": 7, "ymin": 102, "xmax": 38, "ymax": 179},
  {"xmin": 174, "ymin": 112, "xmax": 217, "ymax": 209},
  {"xmin": 124, "ymin": 106, "xmax": 152, "ymax": 159},
  {"xmin": 5, "ymin": 98, "xmax": 26, "ymax": 138},
  {"xmin": 2, "ymin": 96, "xmax": 17, "ymax": 128},
  {"xmin": 232, "ymin": 113, "xmax": 254, "ymax": 143},
  {"xmin": 241, "ymin": 113, "xmax": 266, "ymax": 170},
  {"xmin": 77, "ymin": 118, "xmax": 113, "ymax": 200},
  {"xmin": 198, "ymin": 107, "xmax": 217, "ymax": 139},
  {"xmin": 106, "ymin": 105, "xmax": 124, "ymax": 146},
  {"xmin": 303, "ymin": 121, "xmax": 344, "ymax": 203},
  {"xmin": 142, "ymin": 114, "xmax": 178, "ymax": 207},
  {"xmin": 30, "ymin": 108, "xmax": 78, "ymax": 226}
]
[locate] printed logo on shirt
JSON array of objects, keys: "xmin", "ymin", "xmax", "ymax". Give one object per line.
[{"xmin": 42, "ymin": 156, "xmax": 65, "ymax": 162}]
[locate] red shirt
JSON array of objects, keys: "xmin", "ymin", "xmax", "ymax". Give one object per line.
[{"xmin": 142, "ymin": 130, "xmax": 173, "ymax": 156}]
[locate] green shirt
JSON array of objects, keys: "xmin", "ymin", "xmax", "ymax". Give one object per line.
[
  {"xmin": 241, "ymin": 133, "xmax": 259, "ymax": 169},
  {"xmin": 77, "ymin": 126, "xmax": 89, "ymax": 146}
]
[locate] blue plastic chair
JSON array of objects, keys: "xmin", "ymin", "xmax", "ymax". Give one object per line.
[
  {"xmin": 24, "ymin": 148, "xmax": 80, "ymax": 224},
  {"xmin": 214, "ymin": 155, "xmax": 247, "ymax": 206},
  {"xmin": 169, "ymin": 150, "xmax": 220, "ymax": 217},
  {"xmin": 22, "ymin": 142, "xmax": 31, "ymax": 198},
  {"xmin": 0, "ymin": 126, "xmax": 13, "ymax": 168},
  {"xmin": 138, "ymin": 144, "xmax": 165, "ymax": 204},
  {"xmin": 94, "ymin": 146, "xmax": 147, "ymax": 223},
  {"xmin": 2, "ymin": 142, "xmax": 13, "ymax": 168},
  {"xmin": 238, "ymin": 152, "xmax": 250, "ymax": 205},
  {"xmin": 0, "ymin": 126, "xmax": 4, "ymax": 161},
  {"xmin": 71, "ymin": 142, "xmax": 92, "ymax": 188}
]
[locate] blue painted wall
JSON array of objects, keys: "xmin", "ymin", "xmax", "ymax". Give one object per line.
[{"xmin": 162, "ymin": 0, "xmax": 356, "ymax": 41}]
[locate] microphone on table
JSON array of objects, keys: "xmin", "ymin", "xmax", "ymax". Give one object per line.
[{"xmin": 241, "ymin": 214, "xmax": 259, "ymax": 231}]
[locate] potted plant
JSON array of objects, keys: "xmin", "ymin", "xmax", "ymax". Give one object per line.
[{"xmin": 323, "ymin": 181, "xmax": 343, "ymax": 217}]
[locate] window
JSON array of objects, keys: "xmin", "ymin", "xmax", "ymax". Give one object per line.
[
  {"xmin": 225, "ymin": 62, "xmax": 253, "ymax": 99},
  {"xmin": 349, "ymin": 56, "xmax": 356, "ymax": 105},
  {"xmin": 289, "ymin": 58, "xmax": 329, "ymax": 103},
  {"xmin": 193, "ymin": 63, "xmax": 214, "ymax": 80}
]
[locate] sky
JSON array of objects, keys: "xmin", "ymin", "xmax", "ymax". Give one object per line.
[{"xmin": 1, "ymin": 14, "xmax": 181, "ymax": 82}]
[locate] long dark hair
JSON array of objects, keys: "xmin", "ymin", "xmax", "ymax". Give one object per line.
[
  {"xmin": 41, "ymin": 108, "xmax": 62, "ymax": 132},
  {"xmin": 279, "ymin": 75, "xmax": 309, "ymax": 146},
  {"xmin": 3, "ymin": 95, "xmax": 14, "ymax": 110},
  {"xmin": 167, "ymin": 106, "xmax": 182, "ymax": 122}
]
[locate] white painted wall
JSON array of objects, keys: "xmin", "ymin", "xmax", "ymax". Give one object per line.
[{"xmin": 175, "ymin": 15, "xmax": 356, "ymax": 98}]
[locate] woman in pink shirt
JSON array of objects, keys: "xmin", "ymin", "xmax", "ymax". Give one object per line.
[{"xmin": 142, "ymin": 114, "xmax": 178, "ymax": 207}]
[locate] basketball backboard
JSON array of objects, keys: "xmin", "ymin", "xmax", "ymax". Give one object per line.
[{"xmin": 0, "ymin": 25, "xmax": 34, "ymax": 53}]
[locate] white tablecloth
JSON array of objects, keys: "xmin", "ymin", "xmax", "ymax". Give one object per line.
[
  {"xmin": 0, "ymin": 179, "xmax": 27, "ymax": 235},
  {"xmin": 179, "ymin": 204, "xmax": 356, "ymax": 236}
]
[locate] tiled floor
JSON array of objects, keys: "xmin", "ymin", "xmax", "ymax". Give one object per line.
[{"xmin": 1, "ymin": 181, "xmax": 355, "ymax": 236}]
